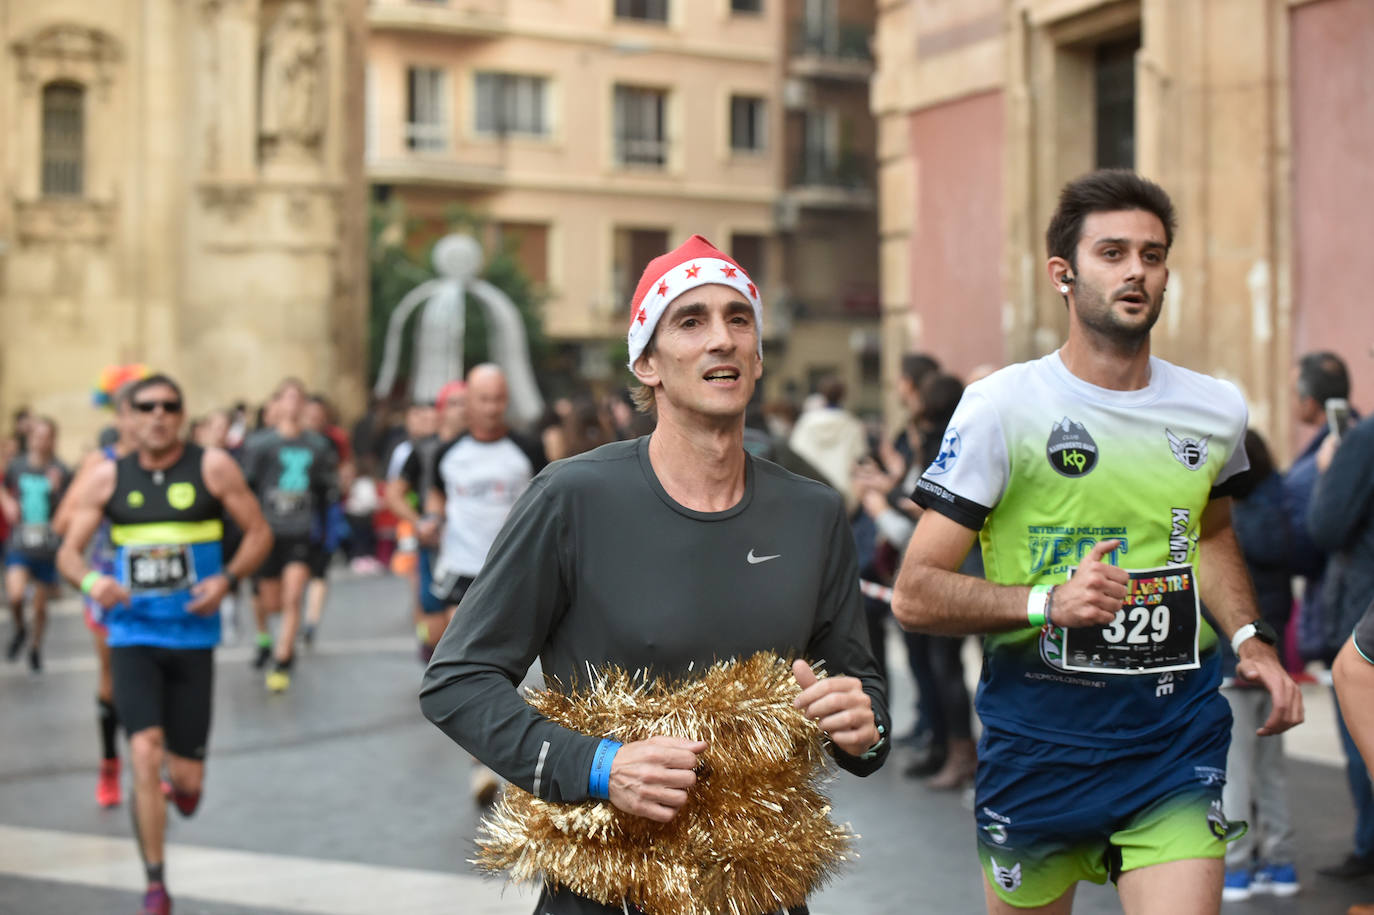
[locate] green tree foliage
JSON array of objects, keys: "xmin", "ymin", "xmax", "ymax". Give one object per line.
[{"xmin": 367, "ymin": 201, "xmax": 548, "ymax": 395}]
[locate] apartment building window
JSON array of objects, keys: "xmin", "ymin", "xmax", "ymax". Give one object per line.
[
  {"xmin": 406, "ymin": 66, "xmax": 447, "ymax": 152},
  {"xmin": 1094, "ymin": 35, "xmax": 1139, "ymax": 169},
  {"xmin": 730, "ymin": 233, "xmax": 766, "ymax": 290},
  {"xmin": 801, "ymin": 0, "xmax": 837, "ymax": 53},
  {"xmin": 614, "ymin": 85, "xmax": 668, "ymax": 168},
  {"xmin": 614, "ymin": 227, "xmax": 670, "ymax": 312},
  {"xmin": 615, "ymin": 0, "xmax": 668, "ymax": 23},
  {"xmin": 731, "ymin": 0, "xmax": 763, "ymax": 12},
  {"xmin": 730, "ymin": 96, "xmax": 767, "ymax": 153},
  {"xmin": 42, "ymin": 82, "xmax": 84, "ymax": 196},
  {"xmin": 800, "ymin": 109, "xmax": 838, "ymax": 184},
  {"xmin": 494, "ymin": 222, "xmax": 550, "ymax": 287},
  {"xmin": 475, "ymin": 72, "xmax": 549, "ymax": 137}
]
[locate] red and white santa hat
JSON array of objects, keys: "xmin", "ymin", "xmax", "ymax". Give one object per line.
[{"xmin": 626, "ymin": 234, "xmax": 762, "ymax": 369}]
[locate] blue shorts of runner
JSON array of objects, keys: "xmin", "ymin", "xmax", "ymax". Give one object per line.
[
  {"xmin": 417, "ymin": 547, "xmax": 443, "ymax": 615},
  {"xmin": 974, "ymin": 695, "xmax": 1238, "ymax": 908},
  {"xmin": 5, "ymin": 553, "xmax": 57, "ymax": 586}
]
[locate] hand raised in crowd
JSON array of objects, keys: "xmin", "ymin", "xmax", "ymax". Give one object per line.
[
  {"xmin": 1048, "ymin": 539, "xmax": 1129, "ymax": 628},
  {"xmin": 851, "ymin": 457, "xmax": 893, "ymax": 500},
  {"xmin": 608, "ymin": 735, "xmax": 707, "ymax": 823},
  {"xmin": 792, "ymin": 660, "xmax": 879, "ymax": 758},
  {"xmin": 1315, "ymin": 431, "xmax": 1340, "ymax": 473}
]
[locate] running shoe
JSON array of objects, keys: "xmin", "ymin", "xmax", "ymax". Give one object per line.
[
  {"xmin": 252, "ymin": 636, "xmax": 273, "ymax": 670},
  {"xmin": 5, "ymin": 624, "xmax": 26, "ymax": 661},
  {"xmin": 265, "ymin": 665, "xmax": 291, "ymax": 693},
  {"xmin": 1252, "ymin": 862, "xmax": 1299, "ymax": 896},
  {"xmin": 1222, "ymin": 867, "xmax": 1252, "ymax": 902},
  {"xmin": 140, "ymin": 881, "xmax": 171, "ymax": 915},
  {"xmin": 27, "ymin": 648, "xmax": 41, "ymax": 673},
  {"xmin": 96, "ymin": 758, "xmax": 121, "ymax": 808}
]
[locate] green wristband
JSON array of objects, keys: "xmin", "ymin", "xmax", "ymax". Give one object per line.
[
  {"xmin": 1027, "ymin": 584, "xmax": 1053, "ymax": 627},
  {"xmin": 80, "ymin": 571, "xmax": 102, "ymax": 595}
]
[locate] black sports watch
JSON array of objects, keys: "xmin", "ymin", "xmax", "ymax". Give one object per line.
[{"xmin": 1230, "ymin": 620, "xmax": 1278, "ymax": 654}]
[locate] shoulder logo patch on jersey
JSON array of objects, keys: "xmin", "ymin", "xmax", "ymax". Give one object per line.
[
  {"xmin": 985, "ymin": 823, "xmax": 1009, "ymax": 845},
  {"xmin": 990, "ymin": 857, "xmax": 1022, "ymax": 892},
  {"xmin": 926, "ymin": 428, "xmax": 961, "ymax": 476},
  {"xmin": 1166, "ymin": 430, "xmax": 1210, "ymax": 470},
  {"xmin": 126, "ymin": 490, "xmax": 145, "ymax": 509},
  {"xmin": 166, "ymin": 482, "xmax": 196, "ymax": 511},
  {"xmin": 1046, "ymin": 418, "xmax": 1098, "ymax": 477}
]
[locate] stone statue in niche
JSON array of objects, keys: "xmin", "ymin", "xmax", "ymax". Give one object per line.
[{"xmin": 259, "ymin": 1, "xmax": 323, "ymax": 153}]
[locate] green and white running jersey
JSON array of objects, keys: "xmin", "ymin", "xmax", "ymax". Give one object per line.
[{"xmin": 914, "ymin": 351, "xmax": 1248, "ymax": 747}]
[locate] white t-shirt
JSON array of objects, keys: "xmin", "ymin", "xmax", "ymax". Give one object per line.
[{"xmin": 433, "ymin": 434, "xmax": 535, "ymax": 577}]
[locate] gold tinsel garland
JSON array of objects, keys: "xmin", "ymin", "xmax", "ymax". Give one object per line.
[{"xmin": 475, "ymin": 652, "xmax": 856, "ymax": 915}]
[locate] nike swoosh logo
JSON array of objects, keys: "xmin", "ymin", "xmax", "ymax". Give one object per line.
[{"xmin": 747, "ymin": 549, "xmax": 781, "ymax": 564}]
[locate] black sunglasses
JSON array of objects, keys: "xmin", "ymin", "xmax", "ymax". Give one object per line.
[{"xmin": 132, "ymin": 399, "xmax": 183, "ymax": 414}]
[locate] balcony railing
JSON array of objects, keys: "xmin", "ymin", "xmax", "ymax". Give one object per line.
[
  {"xmin": 615, "ymin": 135, "xmax": 669, "ymax": 168},
  {"xmin": 793, "ymin": 23, "xmax": 872, "ymax": 61},
  {"xmin": 368, "ymin": 0, "xmax": 508, "ymax": 37},
  {"xmin": 793, "ymin": 150, "xmax": 868, "ymax": 189},
  {"xmin": 786, "ymin": 151, "xmax": 874, "ymax": 209},
  {"xmin": 789, "ymin": 22, "xmax": 873, "ymax": 82}
]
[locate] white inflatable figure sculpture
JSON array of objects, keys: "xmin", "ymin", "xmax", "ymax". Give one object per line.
[{"xmin": 374, "ymin": 233, "xmax": 544, "ymax": 425}]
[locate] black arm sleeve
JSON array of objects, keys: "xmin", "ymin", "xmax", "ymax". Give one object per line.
[
  {"xmin": 806, "ymin": 498, "xmax": 891, "ymax": 776},
  {"xmin": 419, "ymin": 476, "xmax": 601, "ymax": 802}
]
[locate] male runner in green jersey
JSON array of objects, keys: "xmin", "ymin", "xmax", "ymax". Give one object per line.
[{"xmin": 892, "ymin": 170, "xmax": 1303, "ymax": 915}]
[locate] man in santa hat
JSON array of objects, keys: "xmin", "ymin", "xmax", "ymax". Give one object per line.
[{"xmin": 421, "ymin": 234, "xmax": 890, "ymax": 914}]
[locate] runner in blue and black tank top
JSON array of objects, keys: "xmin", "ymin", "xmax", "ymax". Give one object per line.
[{"xmin": 57, "ymin": 373, "xmax": 272, "ymax": 915}]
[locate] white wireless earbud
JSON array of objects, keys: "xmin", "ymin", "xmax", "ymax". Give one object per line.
[{"xmin": 1060, "ymin": 285, "xmax": 1069, "ymax": 294}]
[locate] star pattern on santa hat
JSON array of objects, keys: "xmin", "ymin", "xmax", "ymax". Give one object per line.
[
  {"xmin": 747, "ymin": 282, "xmax": 757, "ymax": 300},
  {"xmin": 635, "ymin": 306, "xmax": 646, "ymax": 325},
  {"xmin": 685, "ymin": 264, "xmax": 700, "ymax": 278},
  {"xmin": 720, "ymin": 265, "xmax": 738, "ymax": 278}
]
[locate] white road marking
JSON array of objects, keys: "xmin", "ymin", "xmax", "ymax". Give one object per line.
[
  {"xmin": 0, "ymin": 824, "xmax": 533, "ymax": 914},
  {"xmin": 0, "ymin": 636, "xmax": 416, "ymax": 679}
]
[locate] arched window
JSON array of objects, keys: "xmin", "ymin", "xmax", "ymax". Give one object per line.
[{"xmin": 41, "ymin": 81, "xmax": 84, "ymax": 196}]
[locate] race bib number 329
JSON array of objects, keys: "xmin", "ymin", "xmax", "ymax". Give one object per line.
[{"xmin": 1059, "ymin": 564, "xmax": 1201, "ymax": 675}]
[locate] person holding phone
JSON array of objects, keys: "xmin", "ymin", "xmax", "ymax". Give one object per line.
[{"xmin": 1284, "ymin": 352, "xmax": 1374, "ymax": 880}]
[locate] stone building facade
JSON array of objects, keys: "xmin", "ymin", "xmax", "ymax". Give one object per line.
[
  {"xmin": 874, "ymin": 0, "xmax": 1374, "ymax": 454},
  {"xmin": 0, "ymin": 0, "xmax": 367, "ymax": 454},
  {"xmin": 367, "ymin": 0, "xmax": 882, "ymax": 411}
]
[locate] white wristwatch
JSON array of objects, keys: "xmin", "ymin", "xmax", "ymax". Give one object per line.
[{"xmin": 1231, "ymin": 620, "xmax": 1278, "ymax": 655}]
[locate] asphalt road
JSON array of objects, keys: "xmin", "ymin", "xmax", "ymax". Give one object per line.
[{"xmin": 0, "ymin": 572, "xmax": 1368, "ymax": 914}]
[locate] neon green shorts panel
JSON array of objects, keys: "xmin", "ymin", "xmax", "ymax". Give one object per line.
[{"xmin": 979, "ymin": 788, "xmax": 1240, "ymax": 908}]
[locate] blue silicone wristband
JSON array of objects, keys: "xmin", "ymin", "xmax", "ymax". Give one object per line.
[{"xmin": 589, "ymin": 738, "xmax": 622, "ymax": 800}]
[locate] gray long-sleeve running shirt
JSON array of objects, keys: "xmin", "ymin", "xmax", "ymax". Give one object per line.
[{"xmin": 420, "ymin": 438, "xmax": 890, "ymax": 897}]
